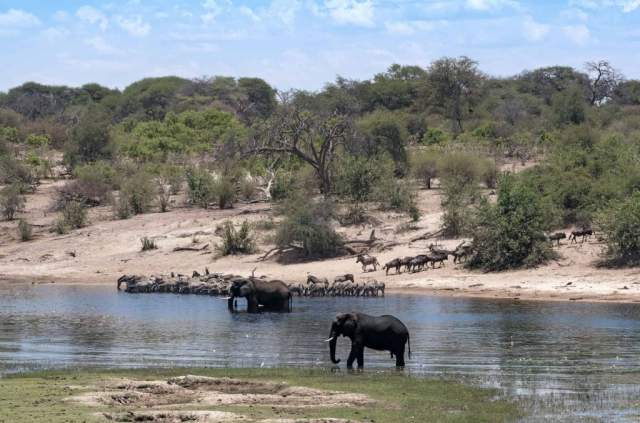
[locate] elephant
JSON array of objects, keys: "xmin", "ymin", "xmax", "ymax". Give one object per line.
[
  {"xmin": 227, "ymin": 277, "xmax": 292, "ymax": 313},
  {"xmin": 327, "ymin": 312, "xmax": 411, "ymax": 369}
]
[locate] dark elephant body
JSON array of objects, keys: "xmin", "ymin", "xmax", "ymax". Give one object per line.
[
  {"xmin": 328, "ymin": 312, "xmax": 410, "ymax": 369},
  {"xmin": 228, "ymin": 277, "xmax": 292, "ymax": 313}
]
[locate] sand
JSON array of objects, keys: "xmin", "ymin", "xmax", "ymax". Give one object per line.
[{"xmin": 1, "ymin": 178, "xmax": 639, "ymax": 304}]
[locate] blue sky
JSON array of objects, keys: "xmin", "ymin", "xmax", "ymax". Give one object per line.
[{"xmin": 0, "ymin": 0, "xmax": 639, "ymax": 91}]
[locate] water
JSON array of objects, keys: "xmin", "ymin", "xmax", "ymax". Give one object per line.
[{"xmin": 1, "ymin": 284, "xmax": 639, "ymax": 421}]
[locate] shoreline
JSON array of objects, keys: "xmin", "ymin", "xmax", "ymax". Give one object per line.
[{"xmin": 4, "ymin": 272, "xmax": 640, "ymax": 304}]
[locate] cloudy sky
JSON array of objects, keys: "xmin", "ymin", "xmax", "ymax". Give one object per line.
[{"xmin": 1, "ymin": 0, "xmax": 639, "ymax": 91}]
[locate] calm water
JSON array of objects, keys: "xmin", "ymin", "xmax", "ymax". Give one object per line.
[{"xmin": 1, "ymin": 284, "xmax": 639, "ymax": 422}]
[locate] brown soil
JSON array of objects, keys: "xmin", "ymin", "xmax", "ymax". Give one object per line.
[
  {"xmin": 73, "ymin": 376, "xmax": 371, "ymax": 423},
  {"xmin": 2, "ymin": 177, "xmax": 640, "ymax": 303}
]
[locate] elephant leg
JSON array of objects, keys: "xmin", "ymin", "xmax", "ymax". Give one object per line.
[
  {"xmin": 357, "ymin": 347, "xmax": 364, "ymax": 369},
  {"xmin": 395, "ymin": 344, "xmax": 405, "ymax": 368},
  {"xmin": 346, "ymin": 342, "xmax": 361, "ymax": 369}
]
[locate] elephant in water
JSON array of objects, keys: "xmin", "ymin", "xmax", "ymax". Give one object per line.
[
  {"xmin": 227, "ymin": 277, "xmax": 292, "ymax": 313},
  {"xmin": 327, "ymin": 312, "xmax": 411, "ymax": 369}
]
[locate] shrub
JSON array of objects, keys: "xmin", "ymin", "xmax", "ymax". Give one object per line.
[
  {"xmin": 438, "ymin": 151, "xmax": 482, "ymax": 186},
  {"xmin": 17, "ymin": 219, "xmax": 32, "ymax": 241},
  {"xmin": 479, "ymin": 158, "xmax": 499, "ymax": 189},
  {"xmin": 275, "ymin": 196, "xmax": 343, "ymax": 258},
  {"xmin": 140, "ymin": 237, "xmax": 158, "ymax": 251},
  {"xmin": 339, "ymin": 204, "xmax": 369, "ymax": 226},
  {"xmin": 420, "ymin": 128, "xmax": 449, "ymax": 145},
  {"xmin": 334, "ymin": 155, "xmax": 394, "ymax": 203},
  {"xmin": 218, "ymin": 220, "xmax": 255, "ymax": 255},
  {"xmin": 0, "ymin": 156, "xmax": 36, "ymax": 187},
  {"xmin": 56, "ymin": 162, "xmax": 116, "ymax": 209},
  {"xmin": 0, "ymin": 183, "xmax": 25, "ymax": 220},
  {"xmin": 61, "ymin": 201, "xmax": 87, "ymax": 229},
  {"xmin": 440, "ymin": 178, "xmax": 477, "ymax": 237},
  {"xmin": 597, "ymin": 193, "xmax": 640, "ymax": 266},
  {"xmin": 113, "ymin": 197, "xmax": 132, "ymax": 220},
  {"xmin": 374, "ymin": 177, "xmax": 418, "ymax": 215},
  {"xmin": 213, "ymin": 177, "xmax": 236, "ymax": 209},
  {"xmin": 410, "ymin": 150, "xmax": 440, "ymax": 189},
  {"xmin": 53, "ymin": 217, "xmax": 69, "ymax": 235},
  {"xmin": 159, "ymin": 165, "xmax": 184, "ymax": 195},
  {"xmin": 120, "ymin": 172, "xmax": 155, "ymax": 215},
  {"xmin": 186, "ymin": 168, "xmax": 216, "ymax": 208},
  {"xmin": 270, "ymin": 171, "xmax": 296, "ymax": 201},
  {"xmin": 238, "ymin": 176, "xmax": 257, "ymax": 201},
  {"xmin": 157, "ymin": 182, "xmax": 171, "ymax": 213},
  {"xmin": 467, "ymin": 175, "xmax": 555, "ymax": 271}
]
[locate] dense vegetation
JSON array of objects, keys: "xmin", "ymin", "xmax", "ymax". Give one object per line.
[{"xmin": 2, "ymin": 58, "xmax": 640, "ymax": 268}]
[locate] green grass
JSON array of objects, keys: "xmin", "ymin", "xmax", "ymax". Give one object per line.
[{"xmin": 0, "ymin": 368, "xmax": 521, "ymax": 423}]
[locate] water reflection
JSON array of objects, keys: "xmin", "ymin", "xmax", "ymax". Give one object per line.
[{"xmin": 0, "ymin": 284, "xmax": 639, "ymax": 421}]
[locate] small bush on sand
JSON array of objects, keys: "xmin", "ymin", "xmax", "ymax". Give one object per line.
[
  {"xmin": 53, "ymin": 217, "xmax": 69, "ymax": 235},
  {"xmin": 186, "ymin": 168, "xmax": 216, "ymax": 208},
  {"xmin": 467, "ymin": 175, "xmax": 555, "ymax": 271},
  {"xmin": 61, "ymin": 200, "xmax": 88, "ymax": 229},
  {"xmin": 157, "ymin": 182, "xmax": 171, "ymax": 213},
  {"xmin": 213, "ymin": 177, "xmax": 236, "ymax": 209},
  {"xmin": 218, "ymin": 221, "xmax": 255, "ymax": 255},
  {"xmin": 18, "ymin": 219, "xmax": 32, "ymax": 241},
  {"xmin": 597, "ymin": 193, "xmax": 640, "ymax": 266},
  {"xmin": 275, "ymin": 196, "xmax": 343, "ymax": 258},
  {"xmin": 120, "ymin": 172, "xmax": 155, "ymax": 215},
  {"xmin": 410, "ymin": 150, "xmax": 440, "ymax": 189},
  {"xmin": 140, "ymin": 236, "xmax": 158, "ymax": 251},
  {"xmin": 0, "ymin": 183, "xmax": 25, "ymax": 221}
]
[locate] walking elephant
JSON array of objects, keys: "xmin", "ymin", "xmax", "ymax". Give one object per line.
[
  {"xmin": 326, "ymin": 312, "xmax": 411, "ymax": 369},
  {"xmin": 227, "ymin": 277, "xmax": 292, "ymax": 313}
]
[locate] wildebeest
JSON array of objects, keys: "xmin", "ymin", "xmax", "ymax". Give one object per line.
[
  {"xmin": 384, "ymin": 258, "xmax": 402, "ymax": 275},
  {"xmin": 427, "ymin": 252, "xmax": 448, "ymax": 268},
  {"xmin": 400, "ymin": 256, "xmax": 414, "ymax": 272},
  {"xmin": 356, "ymin": 254, "xmax": 380, "ymax": 272},
  {"xmin": 334, "ymin": 274, "xmax": 355, "ymax": 284},
  {"xmin": 428, "ymin": 244, "xmax": 453, "ymax": 257},
  {"xmin": 452, "ymin": 243, "xmax": 473, "ymax": 264},
  {"xmin": 569, "ymin": 229, "xmax": 593, "ymax": 244},
  {"xmin": 409, "ymin": 255, "xmax": 429, "ymax": 273},
  {"xmin": 548, "ymin": 232, "xmax": 566, "ymax": 246}
]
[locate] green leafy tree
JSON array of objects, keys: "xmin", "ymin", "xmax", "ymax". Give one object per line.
[
  {"xmin": 468, "ymin": 175, "xmax": 555, "ymax": 271},
  {"xmin": 64, "ymin": 106, "xmax": 113, "ymax": 167},
  {"xmin": 356, "ymin": 110, "xmax": 408, "ymax": 171},
  {"xmin": 551, "ymin": 85, "xmax": 587, "ymax": 126},
  {"xmin": 597, "ymin": 193, "xmax": 640, "ymax": 266}
]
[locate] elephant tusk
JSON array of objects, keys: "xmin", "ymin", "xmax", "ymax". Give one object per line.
[
  {"xmin": 221, "ymin": 297, "xmax": 233, "ymax": 300},
  {"xmin": 323, "ymin": 337, "xmax": 335, "ymax": 342}
]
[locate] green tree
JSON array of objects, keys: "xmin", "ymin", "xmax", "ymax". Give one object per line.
[
  {"xmin": 597, "ymin": 193, "xmax": 640, "ymax": 266},
  {"xmin": 551, "ymin": 85, "xmax": 587, "ymax": 126},
  {"xmin": 0, "ymin": 183, "xmax": 25, "ymax": 220},
  {"xmin": 468, "ymin": 175, "xmax": 555, "ymax": 271},
  {"xmin": 64, "ymin": 106, "xmax": 113, "ymax": 167},
  {"xmin": 356, "ymin": 110, "xmax": 408, "ymax": 171}
]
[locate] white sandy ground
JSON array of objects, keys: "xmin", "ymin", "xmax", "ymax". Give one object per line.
[
  {"xmin": 1, "ymin": 178, "xmax": 640, "ymax": 303},
  {"xmin": 71, "ymin": 375, "xmax": 372, "ymax": 422}
]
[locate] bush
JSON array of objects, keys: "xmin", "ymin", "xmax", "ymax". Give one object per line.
[
  {"xmin": 420, "ymin": 128, "xmax": 449, "ymax": 145},
  {"xmin": 238, "ymin": 176, "xmax": 257, "ymax": 201},
  {"xmin": 18, "ymin": 219, "xmax": 32, "ymax": 241},
  {"xmin": 120, "ymin": 172, "xmax": 155, "ymax": 215},
  {"xmin": 186, "ymin": 168, "xmax": 216, "ymax": 208},
  {"xmin": 438, "ymin": 151, "xmax": 482, "ymax": 186},
  {"xmin": 479, "ymin": 158, "xmax": 499, "ymax": 189},
  {"xmin": 61, "ymin": 201, "xmax": 87, "ymax": 229},
  {"xmin": 374, "ymin": 177, "xmax": 418, "ymax": 215},
  {"xmin": 410, "ymin": 150, "xmax": 440, "ymax": 189},
  {"xmin": 218, "ymin": 221, "xmax": 255, "ymax": 255},
  {"xmin": 213, "ymin": 177, "xmax": 235, "ymax": 209},
  {"xmin": 275, "ymin": 197, "xmax": 343, "ymax": 258},
  {"xmin": 334, "ymin": 155, "xmax": 394, "ymax": 203},
  {"xmin": 0, "ymin": 156, "xmax": 36, "ymax": 187},
  {"xmin": 440, "ymin": 178, "xmax": 477, "ymax": 237},
  {"xmin": 140, "ymin": 237, "xmax": 158, "ymax": 251},
  {"xmin": 57, "ymin": 162, "xmax": 116, "ymax": 209},
  {"xmin": 157, "ymin": 182, "xmax": 171, "ymax": 213},
  {"xmin": 597, "ymin": 193, "xmax": 640, "ymax": 266},
  {"xmin": 53, "ymin": 217, "xmax": 69, "ymax": 235},
  {"xmin": 467, "ymin": 175, "xmax": 555, "ymax": 271},
  {"xmin": 0, "ymin": 183, "xmax": 25, "ymax": 220}
]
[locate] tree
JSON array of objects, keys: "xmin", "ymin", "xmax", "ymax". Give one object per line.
[
  {"xmin": 517, "ymin": 66, "xmax": 589, "ymax": 104},
  {"xmin": 237, "ymin": 77, "xmax": 277, "ymax": 119},
  {"xmin": 551, "ymin": 85, "xmax": 587, "ymax": 126},
  {"xmin": 613, "ymin": 80, "xmax": 640, "ymax": 105},
  {"xmin": 410, "ymin": 150, "xmax": 440, "ymax": 189},
  {"xmin": 64, "ymin": 106, "xmax": 113, "ymax": 167},
  {"xmin": 597, "ymin": 193, "xmax": 640, "ymax": 266},
  {"xmin": 426, "ymin": 57, "xmax": 484, "ymax": 133},
  {"xmin": 0, "ymin": 183, "xmax": 25, "ymax": 220},
  {"xmin": 252, "ymin": 102, "xmax": 351, "ymax": 194},
  {"xmin": 468, "ymin": 175, "xmax": 555, "ymax": 271},
  {"xmin": 356, "ymin": 110, "xmax": 408, "ymax": 170},
  {"xmin": 584, "ymin": 60, "xmax": 623, "ymax": 105}
]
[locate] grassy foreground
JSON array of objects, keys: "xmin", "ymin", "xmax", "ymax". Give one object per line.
[{"xmin": 0, "ymin": 368, "xmax": 520, "ymax": 423}]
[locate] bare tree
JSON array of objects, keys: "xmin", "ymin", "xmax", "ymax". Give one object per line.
[
  {"xmin": 250, "ymin": 99, "xmax": 351, "ymax": 195},
  {"xmin": 585, "ymin": 60, "xmax": 623, "ymax": 105}
]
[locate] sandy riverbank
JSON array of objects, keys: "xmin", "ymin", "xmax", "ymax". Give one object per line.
[{"xmin": 1, "ymin": 179, "xmax": 639, "ymax": 304}]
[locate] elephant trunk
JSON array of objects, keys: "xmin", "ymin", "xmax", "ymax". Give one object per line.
[
  {"xmin": 227, "ymin": 295, "xmax": 235, "ymax": 311},
  {"xmin": 328, "ymin": 324, "xmax": 340, "ymax": 364}
]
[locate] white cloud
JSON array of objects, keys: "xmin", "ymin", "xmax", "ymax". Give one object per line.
[
  {"xmin": 239, "ymin": 6, "xmax": 261, "ymax": 22},
  {"xmin": 622, "ymin": 0, "xmax": 640, "ymax": 12},
  {"xmin": 53, "ymin": 10, "xmax": 69, "ymax": 22},
  {"xmin": 466, "ymin": 0, "xmax": 516, "ymax": 11},
  {"xmin": 385, "ymin": 20, "xmax": 438, "ymax": 35},
  {"xmin": 569, "ymin": 0, "xmax": 640, "ymax": 12},
  {"xmin": 0, "ymin": 9, "xmax": 40, "ymax": 27},
  {"xmin": 202, "ymin": 0, "xmax": 232, "ymax": 23},
  {"xmin": 85, "ymin": 36, "xmax": 121, "ymax": 54},
  {"xmin": 76, "ymin": 5, "xmax": 109, "ymax": 31},
  {"xmin": 563, "ymin": 24, "xmax": 590, "ymax": 45},
  {"xmin": 522, "ymin": 16, "xmax": 549, "ymax": 41},
  {"xmin": 41, "ymin": 27, "xmax": 69, "ymax": 42},
  {"xmin": 266, "ymin": 0, "xmax": 301, "ymax": 26},
  {"xmin": 115, "ymin": 16, "xmax": 151, "ymax": 37},
  {"xmin": 325, "ymin": 0, "xmax": 374, "ymax": 27}
]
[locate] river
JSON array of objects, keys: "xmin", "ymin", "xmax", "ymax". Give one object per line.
[{"xmin": 0, "ymin": 283, "xmax": 639, "ymax": 422}]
